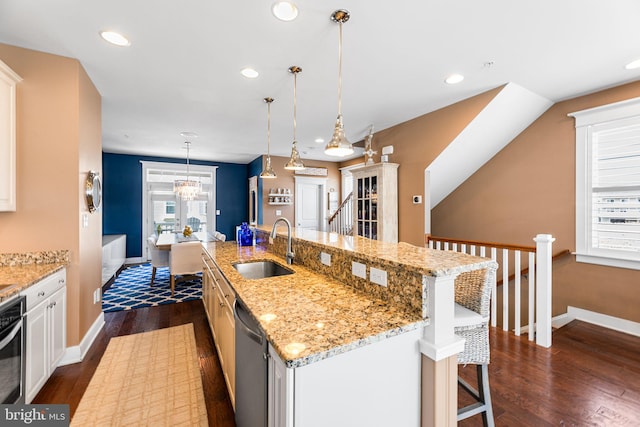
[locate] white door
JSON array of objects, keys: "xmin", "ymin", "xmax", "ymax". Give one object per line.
[{"xmin": 295, "ymin": 177, "xmax": 327, "ymax": 231}]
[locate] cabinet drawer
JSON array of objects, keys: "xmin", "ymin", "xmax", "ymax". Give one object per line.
[{"xmin": 22, "ymin": 269, "xmax": 66, "ymax": 312}]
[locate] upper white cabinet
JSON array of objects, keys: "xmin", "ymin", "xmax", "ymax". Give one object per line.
[
  {"xmin": 351, "ymin": 163, "xmax": 399, "ymax": 243},
  {"xmin": 0, "ymin": 59, "xmax": 21, "ymax": 212}
]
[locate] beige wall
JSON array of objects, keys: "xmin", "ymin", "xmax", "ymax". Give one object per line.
[
  {"xmin": 260, "ymin": 155, "xmax": 341, "ymax": 227},
  {"xmin": 354, "ymin": 86, "xmax": 503, "ymax": 245},
  {"xmin": 0, "ymin": 44, "xmax": 102, "ymax": 346},
  {"xmin": 432, "ymin": 80, "xmax": 640, "ymax": 323}
]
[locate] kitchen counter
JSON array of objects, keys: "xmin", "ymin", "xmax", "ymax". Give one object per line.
[
  {"xmin": 0, "ymin": 250, "xmax": 69, "ymax": 303},
  {"xmin": 204, "ymin": 241, "xmax": 426, "ymax": 368}
]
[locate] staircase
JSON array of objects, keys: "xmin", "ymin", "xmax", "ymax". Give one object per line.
[{"xmin": 328, "ymin": 192, "xmax": 353, "ymax": 235}]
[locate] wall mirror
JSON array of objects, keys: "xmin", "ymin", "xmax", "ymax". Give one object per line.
[
  {"xmin": 249, "ymin": 175, "xmax": 257, "ymax": 226},
  {"xmin": 85, "ymin": 170, "xmax": 102, "ymax": 213}
]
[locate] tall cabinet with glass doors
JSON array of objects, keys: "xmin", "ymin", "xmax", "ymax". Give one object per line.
[{"xmin": 351, "ymin": 163, "xmax": 398, "ymax": 243}]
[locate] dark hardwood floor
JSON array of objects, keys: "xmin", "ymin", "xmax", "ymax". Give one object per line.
[
  {"xmin": 460, "ymin": 321, "xmax": 640, "ymax": 426},
  {"xmin": 34, "ymin": 301, "xmax": 640, "ymax": 426},
  {"xmin": 33, "ymin": 300, "xmax": 236, "ymax": 427}
]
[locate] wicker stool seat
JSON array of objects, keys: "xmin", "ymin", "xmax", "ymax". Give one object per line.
[{"xmin": 454, "ymin": 268, "xmax": 495, "ymax": 427}]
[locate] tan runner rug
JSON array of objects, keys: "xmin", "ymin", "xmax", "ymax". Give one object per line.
[{"xmin": 71, "ymin": 324, "xmax": 208, "ymax": 426}]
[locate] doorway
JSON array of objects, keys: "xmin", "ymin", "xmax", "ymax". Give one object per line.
[
  {"xmin": 294, "ymin": 176, "xmax": 327, "ymax": 231},
  {"xmin": 141, "ymin": 161, "xmax": 217, "ymax": 260}
]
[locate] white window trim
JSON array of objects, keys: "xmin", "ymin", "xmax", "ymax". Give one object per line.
[
  {"xmin": 140, "ymin": 160, "xmax": 217, "ymax": 260},
  {"xmin": 569, "ymin": 97, "xmax": 640, "ymax": 270}
]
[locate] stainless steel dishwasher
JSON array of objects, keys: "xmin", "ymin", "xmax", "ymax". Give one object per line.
[{"xmin": 234, "ymin": 298, "xmax": 268, "ymax": 427}]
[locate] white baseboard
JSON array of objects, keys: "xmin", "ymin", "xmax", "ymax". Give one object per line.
[
  {"xmin": 562, "ymin": 306, "xmax": 640, "ymax": 337},
  {"xmin": 126, "ymin": 256, "xmax": 145, "ymax": 264},
  {"xmin": 58, "ymin": 311, "xmax": 105, "ymax": 366}
]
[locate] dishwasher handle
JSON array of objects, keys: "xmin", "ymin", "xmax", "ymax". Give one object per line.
[
  {"xmin": 0, "ymin": 320, "xmax": 22, "ymax": 351},
  {"xmin": 233, "ymin": 299, "xmax": 263, "ymax": 345}
]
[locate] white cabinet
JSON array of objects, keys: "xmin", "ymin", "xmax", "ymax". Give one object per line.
[
  {"xmin": 0, "ymin": 60, "xmax": 22, "ymax": 212},
  {"xmin": 268, "ymin": 343, "xmax": 294, "ymax": 427},
  {"xmin": 267, "ymin": 328, "xmax": 422, "ymax": 427},
  {"xmin": 351, "ymin": 163, "xmax": 399, "ymax": 243},
  {"xmin": 102, "ymin": 234, "xmax": 126, "ymax": 285},
  {"xmin": 202, "ymin": 251, "xmax": 235, "ymax": 407},
  {"xmin": 22, "ymin": 269, "xmax": 67, "ymax": 403}
]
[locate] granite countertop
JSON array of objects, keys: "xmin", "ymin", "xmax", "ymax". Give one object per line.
[
  {"xmin": 204, "ymin": 242, "xmax": 426, "ymax": 368},
  {"xmin": 256, "ymin": 225, "xmax": 495, "ymax": 277},
  {"xmin": 0, "ymin": 262, "xmax": 67, "ymax": 303}
]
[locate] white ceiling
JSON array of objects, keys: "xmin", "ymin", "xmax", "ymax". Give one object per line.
[{"xmin": 1, "ymin": 0, "xmax": 639, "ymax": 164}]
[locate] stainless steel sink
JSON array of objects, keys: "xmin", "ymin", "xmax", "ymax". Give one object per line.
[{"xmin": 232, "ymin": 260, "xmax": 294, "ymax": 280}]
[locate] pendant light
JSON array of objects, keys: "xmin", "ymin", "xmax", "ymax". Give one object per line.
[
  {"xmin": 260, "ymin": 97, "xmax": 277, "ymax": 179},
  {"xmin": 284, "ymin": 66, "xmax": 305, "ymax": 170},
  {"xmin": 324, "ymin": 9, "xmax": 354, "ymax": 157},
  {"xmin": 174, "ymin": 135, "xmax": 202, "ymax": 200}
]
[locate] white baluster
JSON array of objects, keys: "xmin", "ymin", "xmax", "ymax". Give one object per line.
[
  {"xmin": 528, "ymin": 251, "xmax": 535, "ymax": 341},
  {"xmin": 502, "ymin": 248, "xmax": 509, "ymax": 332},
  {"xmin": 514, "ymin": 250, "xmax": 521, "ymax": 336}
]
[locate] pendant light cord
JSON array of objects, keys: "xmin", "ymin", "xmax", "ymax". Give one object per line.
[
  {"xmin": 338, "ymin": 21, "xmax": 343, "ymax": 116},
  {"xmin": 293, "ymin": 71, "xmax": 297, "ymax": 142},
  {"xmin": 267, "ymin": 101, "xmax": 272, "ymax": 154}
]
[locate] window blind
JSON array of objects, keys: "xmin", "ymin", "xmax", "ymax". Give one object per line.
[{"xmin": 592, "ymin": 124, "xmax": 640, "ymax": 253}]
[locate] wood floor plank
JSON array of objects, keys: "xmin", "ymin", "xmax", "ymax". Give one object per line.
[{"xmin": 34, "ymin": 302, "xmax": 640, "ymax": 426}]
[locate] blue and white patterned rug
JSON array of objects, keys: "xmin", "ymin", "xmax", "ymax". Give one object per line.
[{"xmin": 102, "ymin": 263, "xmax": 202, "ymax": 313}]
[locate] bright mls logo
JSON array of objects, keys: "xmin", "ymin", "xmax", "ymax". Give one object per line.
[{"xmin": 0, "ymin": 405, "xmax": 69, "ymax": 426}]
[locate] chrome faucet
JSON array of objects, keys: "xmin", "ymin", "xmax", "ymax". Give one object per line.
[{"xmin": 270, "ymin": 217, "xmax": 294, "ymax": 264}]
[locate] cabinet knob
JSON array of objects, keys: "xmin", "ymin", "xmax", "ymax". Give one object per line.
[
  {"xmin": 38, "ymin": 291, "xmax": 45, "ymax": 297},
  {"xmin": 219, "ymin": 302, "xmax": 225, "ymax": 308}
]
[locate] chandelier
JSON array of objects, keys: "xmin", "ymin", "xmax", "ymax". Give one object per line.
[{"xmin": 174, "ymin": 137, "xmax": 202, "ymax": 200}]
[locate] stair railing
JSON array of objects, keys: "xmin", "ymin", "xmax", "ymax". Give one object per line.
[
  {"xmin": 328, "ymin": 192, "xmax": 353, "ymax": 235},
  {"xmin": 426, "ymin": 234, "xmax": 559, "ymax": 348}
]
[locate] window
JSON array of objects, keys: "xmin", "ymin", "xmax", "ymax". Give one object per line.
[
  {"xmin": 140, "ymin": 161, "xmax": 217, "ymax": 260},
  {"xmin": 571, "ymin": 97, "xmax": 640, "ymax": 270}
]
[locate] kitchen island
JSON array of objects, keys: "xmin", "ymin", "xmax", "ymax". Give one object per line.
[{"xmin": 202, "ymin": 226, "xmax": 496, "ymax": 427}]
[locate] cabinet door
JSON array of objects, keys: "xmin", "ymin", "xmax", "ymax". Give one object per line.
[
  {"xmin": 268, "ymin": 345, "xmax": 292, "ymax": 427},
  {"xmin": 221, "ymin": 301, "xmax": 235, "ymax": 403},
  {"xmin": 48, "ymin": 287, "xmax": 66, "ymax": 372},
  {"xmin": 24, "ymin": 301, "xmax": 48, "ymax": 403}
]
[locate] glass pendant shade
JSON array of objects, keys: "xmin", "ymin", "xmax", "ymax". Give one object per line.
[
  {"xmin": 325, "ymin": 114, "xmax": 354, "ymax": 156},
  {"xmin": 325, "ymin": 9, "xmax": 354, "ymax": 157},
  {"xmin": 260, "ymin": 97, "xmax": 277, "ymax": 179},
  {"xmin": 260, "ymin": 155, "xmax": 277, "ymax": 179},
  {"xmin": 284, "ymin": 141, "xmax": 304, "ymax": 170},
  {"xmin": 285, "ymin": 66, "xmax": 305, "ymax": 170},
  {"xmin": 174, "ymin": 140, "xmax": 202, "ymax": 200}
]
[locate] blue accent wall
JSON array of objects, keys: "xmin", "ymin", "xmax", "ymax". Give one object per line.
[
  {"xmin": 247, "ymin": 156, "xmax": 263, "ymax": 224},
  {"xmin": 102, "ymin": 152, "xmax": 249, "ymax": 258}
]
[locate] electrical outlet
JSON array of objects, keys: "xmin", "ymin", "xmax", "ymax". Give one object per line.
[
  {"xmin": 93, "ymin": 288, "xmax": 101, "ymax": 304},
  {"xmin": 275, "ymin": 209, "xmax": 282, "ymax": 216},
  {"xmin": 216, "ymin": 209, "xmax": 221, "ymax": 215},
  {"xmin": 352, "ymin": 261, "xmax": 366, "ymax": 279},
  {"xmin": 320, "ymin": 252, "xmax": 331, "ymax": 266},
  {"xmin": 370, "ymin": 267, "xmax": 388, "ymax": 287}
]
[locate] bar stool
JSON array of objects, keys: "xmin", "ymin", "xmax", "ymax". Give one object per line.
[{"xmin": 454, "ymin": 268, "xmax": 496, "ymax": 427}]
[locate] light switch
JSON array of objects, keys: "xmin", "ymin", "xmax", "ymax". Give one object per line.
[
  {"xmin": 216, "ymin": 209, "xmax": 221, "ymax": 215},
  {"xmin": 321, "ymin": 252, "xmax": 331, "ymax": 266},
  {"xmin": 352, "ymin": 261, "xmax": 366, "ymax": 279},
  {"xmin": 82, "ymin": 212, "xmax": 89, "ymax": 228},
  {"xmin": 370, "ymin": 267, "xmax": 388, "ymax": 287}
]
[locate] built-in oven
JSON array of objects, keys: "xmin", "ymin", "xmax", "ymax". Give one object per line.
[{"xmin": 0, "ymin": 295, "xmax": 26, "ymax": 404}]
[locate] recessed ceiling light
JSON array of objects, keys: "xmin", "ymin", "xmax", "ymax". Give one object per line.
[
  {"xmin": 445, "ymin": 73, "xmax": 464, "ymax": 84},
  {"xmin": 241, "ymin": 67, "xmax": 259, "ymax": 79},
  {"xmin": 99, "ymin": 31, "xmax": 130, "ymax": 47},
  {"xmin": 314, "ymin": 138, "xmax": 325, "ymax": 144},
  {"xmin": 272, "ymin": 1, "xmax": 299, "ymax": 21},
  {"xmin": 625, "ymin": 59, "xmax": 640, "ymax": 70}
]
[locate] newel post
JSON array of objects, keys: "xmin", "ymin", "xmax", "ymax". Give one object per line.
[{"xmin": 534, "ymin": 234, "xmax": 555, "ymax": 348}]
